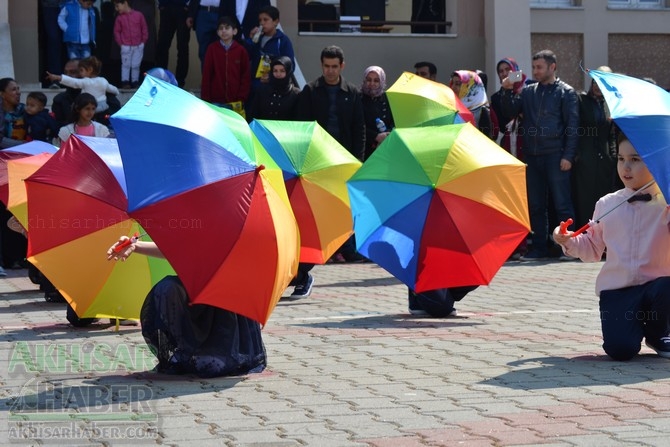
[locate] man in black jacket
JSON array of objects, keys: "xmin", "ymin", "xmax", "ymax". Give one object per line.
[
  {"xmin": 296, "ymin": 45, "xmax": 366, "ymax": 266},
  {"xmin": 296, "ymin": 45, "xmax": 365, "ymax": 160},
  {"xmin": 501, "ymin": 49, "xmax": 579, "ymax": 261}
]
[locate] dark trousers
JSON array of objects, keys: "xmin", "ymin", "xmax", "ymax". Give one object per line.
[
  {"xmin": 42, "ymin": 5, "xmax": 63, "ymax": 84},
  {"xmin": 599, "ymin": 277, "xmax": 670, "ymax": 361},
  {"xmin": 194, "ymin": 10, "xmax": 219, "ymax": 65},
  {"xmin": 156, "ymin": 5, "xmax": 190, "ymax": 87},
  {"xmin": 525, "ymin": 152, "xmax": 574, "ymax": 254},
  {"xmin": 291, "ymin": 263, "xmax": 314, "ymax": 286},
  {"xmin": 410, "ymin": 286, "xmax": 478, "ymax": 317}
]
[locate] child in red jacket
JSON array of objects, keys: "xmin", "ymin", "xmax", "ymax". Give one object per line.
[{"xmin": 201, "ymin": 16, "xmax": 251, "ymax": 116}]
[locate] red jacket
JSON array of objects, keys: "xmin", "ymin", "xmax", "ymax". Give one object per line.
[
  {"xmin": 114, "ymin": 10, "xmax": 148, "ymax": 46},
  {"xmin": 201, "ymin": 40, "xmax": 251, "ymax": 105}
]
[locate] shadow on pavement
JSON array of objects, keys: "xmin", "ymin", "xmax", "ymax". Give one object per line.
[
  {"xmin": 3, "ymin": 373, "xmax": 244, "ymax": 422},
  {"xmin": 317, "ymin": 276, "xmax": 403, "ymax": 288},
  {"xmin": 0, "ymin": 323, "xmax": 141, "ymax": 342},
  {"xmin": 482, "ymin": 355, "xmax": 670, "ymax": 389},
  {"xmin": 288, "ymin": 313, "xmax": 485, "ymax": 330}
]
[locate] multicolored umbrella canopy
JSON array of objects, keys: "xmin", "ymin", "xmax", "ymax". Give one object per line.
[
  {"xmin": 25, "ymin": 136, "xmax": 174, "ymax": 319},
  {"xmin": 111, "ymin": 76, "xmax": 300, "ymax": 326},
  {"xmin": 250, "ymin": 119, "xmax": 362, "ymax": 264},
  {"xmin": 386, "ymin": 72, "xmax": 475, "ymax": 128},
  {"xmin": 347, "ymin": 123, "xmax": 530, "ymax": 292},
  {"xmin": 7, "ymin": 153, "xmax": 53, "ymax": 229},
  {"xmin": 0, "ymin": 140, "xmax": 57, "ymax": 206},
  {"xmin": 589, "ymin": 69, "xmax": 670, "ymax": 199}
]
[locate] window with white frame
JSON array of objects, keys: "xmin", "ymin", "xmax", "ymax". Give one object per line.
[
  {"xmin": 531, "ymin": 0, "xmax": 574, "ymax": 7},
  {"xmin": 608, "ymin": 0, "xmax": 662, "ymax": 7}
]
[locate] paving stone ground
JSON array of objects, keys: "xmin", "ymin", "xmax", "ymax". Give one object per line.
[{"xmin": 2, "ymin": 259, "xmax": 669, "ymax": 446}]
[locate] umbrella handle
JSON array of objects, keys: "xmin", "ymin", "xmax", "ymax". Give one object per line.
[
  {"xmin": 560, "ymin": 217, "xmax": 589, "ymax": 237},
  {"xmin": 571, "ymin": 223, "xmax": 590, "ymax": 237},
  {"xmin": 559, "ymin": 218, "xmax": 573, "ymax": 235},
  {"xmin": 113, "ymin": 232, "xmax": 140, "ymax": 253}
]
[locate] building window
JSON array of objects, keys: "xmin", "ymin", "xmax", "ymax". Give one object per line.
[
  {"xmin": 531, "ymin": 0, "xmax": 574, "ymax": 7},
  {"xmin": 608, "ymin": 0, "xmax": 663, "ymax": 7}
]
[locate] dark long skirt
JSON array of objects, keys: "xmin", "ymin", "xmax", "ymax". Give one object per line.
[{"xmin": 141, "ymin": 276, "xmax": 267, "ymax": 377}]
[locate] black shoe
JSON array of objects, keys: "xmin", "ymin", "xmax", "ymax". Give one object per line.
[
  {"xmin": 646, "ymin": 337, "xmax": 670, "ymax": 359},
  {"xmin": 519, "ymin": 250, "xmax": 549, "ymax": 262},
  {"xmin": 44, "ymin": 291, "xmax": 66, "ymax": 303},
  {"xmin": 290, "ymin": 274, "xmax": 314, "ymax": 298},
  {"xmin": 27, "ymin": 264, "xmax": 41, "ymax": 284},
  {"xmin": 342, "ymin": 252, "xmax": 369, "ymax": 263},
  {"xmin": 408, "ymin": 290, "xmax": 430, "ymax": 316}
]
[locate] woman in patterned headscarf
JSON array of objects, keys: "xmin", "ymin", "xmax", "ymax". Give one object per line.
[
  {"xmin": 449, "ymin": 70, "xmax": 493, "ymax": 139},
  {"xmin": 361, "ymin": 66, "xmax": 395, "ymax": 160}
]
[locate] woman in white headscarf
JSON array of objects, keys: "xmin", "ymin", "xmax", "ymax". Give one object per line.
[
  {"xmin": 361, "ymin": 66, "xmax": 395, "ymax": 160},
  {"xmin": 449, "ymin": 70, "xmax": 494, "ymax": 139}
]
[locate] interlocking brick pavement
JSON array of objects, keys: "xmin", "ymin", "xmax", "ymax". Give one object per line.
[{"xmin": 2, "ymin": 259, "xmax": 670, "ymax": 446}]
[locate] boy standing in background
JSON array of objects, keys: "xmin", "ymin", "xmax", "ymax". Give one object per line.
[{"xmin": 200, "ymin": 16, "xmax": 250, "ymax": 115}]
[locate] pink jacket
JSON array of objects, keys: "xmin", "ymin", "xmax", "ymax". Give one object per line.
[
  {"xmin": 114, "ymin": 10, "xmax": 148, "ymax": 46},
  {"xmin": 559, "ymin": 185, "xmax": 670, "ymax": 295}
]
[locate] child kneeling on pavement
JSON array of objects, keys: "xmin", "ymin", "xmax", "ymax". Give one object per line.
[{"xmin": 553, "ymin": 132, "xmax": 670, "ymax": 360}]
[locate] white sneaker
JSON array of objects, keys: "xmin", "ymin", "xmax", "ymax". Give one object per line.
[{"xmin": 0, "ymin": 266, "xmax": 7, "ymax": 277}]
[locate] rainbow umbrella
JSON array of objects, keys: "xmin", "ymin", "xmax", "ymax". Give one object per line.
[
  {"xmin": 7, "ymin": 153, "xmax": 53, "ymax": 229},
  {"xmin": 250, "ymin": 119, "xmax": 362, "ymax": 264},
  {"xmin": 25, "ymin": 136, "xmax": 174, "ymax": 320},
  {"xmin": 347, "ymin": 123, "xmax": 530, "ymax": 292},
  {"xmin": 386, "ymin": 72, "xmax": 475, "ymax": 128},
  {"xmin": 111, "ymin": 76, "xmax": 300, "ymax": 326},
  {"xmin": 0, "ymin": 140, "xmax": 57, "ymax": 206},
  {"xmin": 589, "ymin": 69, "xmax": 670, "ymax": 199}
]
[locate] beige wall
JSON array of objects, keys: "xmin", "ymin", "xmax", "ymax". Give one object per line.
[
  {"xmin": 484, "ymin": 0, "xmax": 532, "ymax": 95},
  {"xmin": 7, "ymin": 0, "xmax": 37, "ymax": 84},
  {"xmin": 279, "ymin": 0, "xmax": 486, "ymax": 87}
]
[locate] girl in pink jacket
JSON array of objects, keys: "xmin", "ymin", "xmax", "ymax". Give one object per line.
[{"xmin": 113, "ymin": 0, "xmax": 148, "ymax": 88}]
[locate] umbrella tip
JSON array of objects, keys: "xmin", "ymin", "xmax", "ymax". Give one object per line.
[{"xmin": 256, "ymin": 164, "xmax": 266, "ymax": 173}]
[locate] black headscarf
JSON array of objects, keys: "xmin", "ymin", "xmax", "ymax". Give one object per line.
[{"xmin": 269, "ymin": 56, "xmax": 294, "ymax": 93}]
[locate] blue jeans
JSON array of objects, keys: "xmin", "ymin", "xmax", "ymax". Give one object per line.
[
  {"xmin": 525, "ymin": 151, "xmax": 574, "ymax": 254},
  {"xmin": 194, "ymin": 10, "xmax": 220, "ymax": 65},
  {"xmin": 66, "ymin": 42, "xmax": 91, "ymax": 60},
  {"xmin": 600, "ymin": 277, "xmax": 670, "ymax": 360}
]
